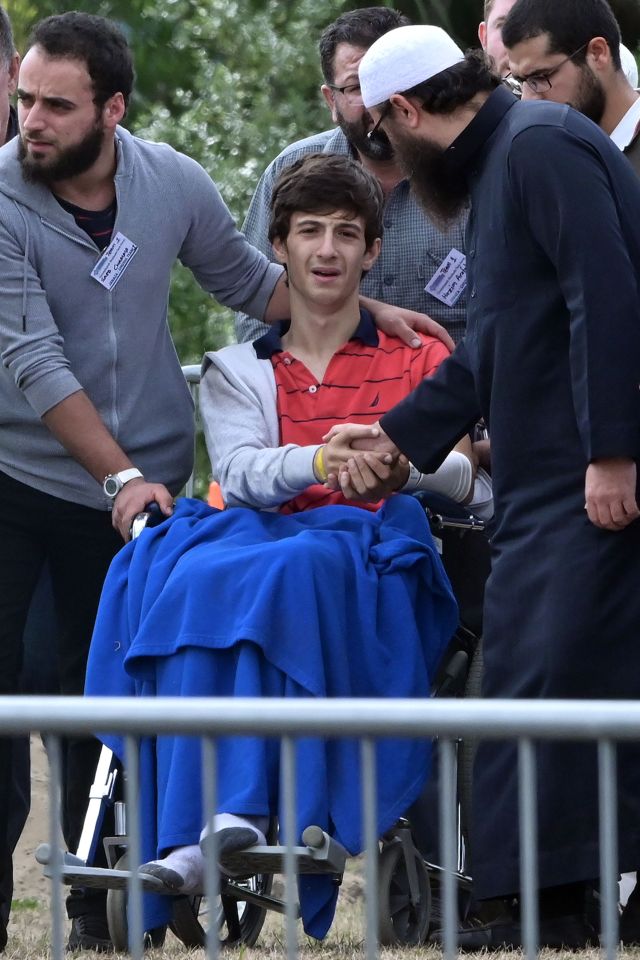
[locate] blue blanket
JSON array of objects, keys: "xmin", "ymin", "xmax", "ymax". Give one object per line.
[{"xmin": 86, "ymin": 495, "xmax": 457, "ymax": 938}]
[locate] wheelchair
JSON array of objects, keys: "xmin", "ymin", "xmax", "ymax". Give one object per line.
[{"xmin": 36, "ymin": 490, "xmax": 490, "ymax": 951}]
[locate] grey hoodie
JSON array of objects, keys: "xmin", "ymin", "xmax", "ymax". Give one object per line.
[{"xmin": 0, "ymin": 126, "xmax": 282, "ymax": 508}]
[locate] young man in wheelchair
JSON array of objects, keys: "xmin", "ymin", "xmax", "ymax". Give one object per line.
[{"xmin": 86, "ymin": 153, "xmax": 486, "ymax": 938}]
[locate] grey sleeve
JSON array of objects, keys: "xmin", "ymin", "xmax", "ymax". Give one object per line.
[
  {"xmin": 200, "ymin": 360, "xmax": 318, "ymax": 509},
  {"xmin": 176, "ymin": 154, "xmax": 283, "ymax": 321},
  {"xmin": 234, "ymin": 160, "xmax": 281, "ymax": 343},
  {"xmin": 0, "ymin": 213, "xmax": 83, "ymax": 416}
]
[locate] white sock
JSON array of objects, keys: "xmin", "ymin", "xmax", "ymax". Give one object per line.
[
  {"xmin": 146, "ymin": 844, "xmax": 204, "ymax": 892},
  {"xmin": 200, "ymin": 812, "xmax": 268, "ymax": 846}
]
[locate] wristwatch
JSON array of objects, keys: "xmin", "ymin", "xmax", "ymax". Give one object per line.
[{"xmin": 103, "ymin": 467, "xmax": 144, "ymax": 499}]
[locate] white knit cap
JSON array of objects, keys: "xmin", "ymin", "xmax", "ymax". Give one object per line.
[
  {"xmin": 620, "ymin": 43, "xmax": 638, "ymax": 89},
  {"xmin": 359, "ymin": 25, "xmax": 465, "ymax": 108}
]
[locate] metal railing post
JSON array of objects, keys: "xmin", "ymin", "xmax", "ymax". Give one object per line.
[
  {"xmin": 439, "ymin": 737, "xmax": 458, "ymax": 960},
  {"xmin": 518, "ymin": 737, "xmax": 539, "ymax": 958},
  {"xmin": 281, "ymin": 735, "xmax": 298, "ymax": 960},
  {"xmin": 362, "ymin": 737, "xmax": 379, "ymax": 960},
  {"xmin": 599, "ymin": 739, "xmax": 619, "ymax": 960},
  {"xmin": 202, "ymin": 737, "xmax": 219, "ymax": 960}
]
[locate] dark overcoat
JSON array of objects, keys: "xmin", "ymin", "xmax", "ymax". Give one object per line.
[{"xmin": 382, "ymin": 86, "xmax": 640, "ymax": 897}]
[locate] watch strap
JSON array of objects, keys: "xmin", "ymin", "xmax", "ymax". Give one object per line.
[{"xmin": 114, "ymin": 468, "xmax": 144, "ymax": 486}]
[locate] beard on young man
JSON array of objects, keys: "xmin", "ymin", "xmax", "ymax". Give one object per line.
[
  {"xmin": 391, "ymin": 126, "xmax": 470, "ymax": 228},
  {"xmin": 335, "ymin": 106, "xmax": 395, "ymax": 163},
  {"xmin": 18, "ymin": 120, "xmax": 105, "ymax": 185},
  {"xmin": 570, "ymin": 65, "xmax": 606, "ymax": 126}
]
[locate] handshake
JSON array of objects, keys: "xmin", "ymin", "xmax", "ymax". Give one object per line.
[{"xmin": 314, "ymin": 423, "xmax": 407, "ymax": 502}]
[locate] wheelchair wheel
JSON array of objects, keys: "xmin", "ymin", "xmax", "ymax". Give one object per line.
[
  {"xmin": 171, "ymin": 872, "xmax": 273, "ymax": 947},
  {"xmin": 378, "ymin": 841, "xmax": 431, "ymax": 945},
  {"xmin": 105, "ymin": 854, "xmax": 167, "ymax": 952}
]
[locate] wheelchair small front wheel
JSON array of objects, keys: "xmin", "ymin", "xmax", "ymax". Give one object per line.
[
  {"xmin": 171, "ymin": 871, "xmax": 272, "ymax": 948},
  {"xmin": 378, "ymin": 840, "xmax": 431, "ymax": 945},
  {"xmin": 105, "ymin": 854, "xmax": 167, "ymax": 952}
]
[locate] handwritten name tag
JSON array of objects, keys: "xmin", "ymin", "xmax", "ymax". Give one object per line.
[
  {"xmin": 91, "ymin": 232, "xmax": 138, "ymax": 290},
  {"xmin": 425, "ymin": 248, "xmax": 467, "ymax": 307}
]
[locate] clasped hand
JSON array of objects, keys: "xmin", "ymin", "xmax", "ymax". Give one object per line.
[{"xmin": 321, "ymin": 423, "xmax": 407, "ymax": 501}]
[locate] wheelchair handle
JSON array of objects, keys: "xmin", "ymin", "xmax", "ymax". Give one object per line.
[{"xmin": 129, "ymin": 502, "xmax": 165, "ymax": 540}]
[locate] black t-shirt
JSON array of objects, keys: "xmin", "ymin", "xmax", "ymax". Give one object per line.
[{"xmin": 55, "ymin": 195, "xmax": 116, "ymax": 251}]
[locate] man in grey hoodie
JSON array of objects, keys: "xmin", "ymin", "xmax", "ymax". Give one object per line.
[
  {"xmin": 0, "ymin": 10, "xmax": 275, "ymax": 949},
  {"xmin": 0, "ymin": 10, "xmax": 287, "ymax": 950},
  {"xmin": 0, "ymin": 11, "xmax": 450, "ymax": 951}
]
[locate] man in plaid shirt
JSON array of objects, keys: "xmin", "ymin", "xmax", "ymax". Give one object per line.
[{"xmin": 235, "ymin": 7, "xmax": 468, "ymax": 346}]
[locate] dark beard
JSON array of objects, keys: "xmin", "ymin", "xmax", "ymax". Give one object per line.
[
  {"xmin": 572, "ymin": 65, "xmax": 606, "ymax": 126},
  {"xmin": 335, "ymin": 107, "xmax": 395, "ymax": 163},
  {"xmin": 19, "ymin": 122, "xmax": 105, "ymax": 185},
  {"xmin": 392, "ymin": 127, "xmax": 469, "ymax": 229}
]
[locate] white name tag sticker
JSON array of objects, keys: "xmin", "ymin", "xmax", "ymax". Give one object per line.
[
  {"xmin": 425, "ymin": 248, "xmax": 467, "ymax": 307},
  {"xmin": 91, "ymin": 232, "xmax": 138, "ymax": 290}
]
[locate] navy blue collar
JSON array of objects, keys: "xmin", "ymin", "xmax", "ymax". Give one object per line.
[
  {"xmin": 253, "ymin": 307, "xmax": 379, "ymax": 359},
  {"xmin": 446, "ymin": 85, "xmax": 518, "ymax": 173}
]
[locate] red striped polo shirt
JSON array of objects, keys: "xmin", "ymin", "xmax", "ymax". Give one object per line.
[{"xmin": 254, "ymin": 310, "xmax": 450, "ymax": 513}]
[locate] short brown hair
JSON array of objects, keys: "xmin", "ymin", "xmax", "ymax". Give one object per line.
[
  {"xmin": 28, "ymin": 12, "xmax": 134, "ymax": 109},
  {"xmin": 502, "ymin": 0, "xmax": 622, "ymax": 68},
  {"xmin": 269, "ymin": 154, "xmax": 384, "ymax": 250},
  {"xmin": 319, "ymin": 7, "xmax": 410, "ymax": 84},
  {"xmin": 484, "ymin": 0, "xmax": 496, "ymax": 19}
]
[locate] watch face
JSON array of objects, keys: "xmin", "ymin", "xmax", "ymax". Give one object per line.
[{"xmin": 104, "ymin": 476, "xmax": 120, "ymax": 497}]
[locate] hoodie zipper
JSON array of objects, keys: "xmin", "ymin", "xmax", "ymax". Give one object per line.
[{"xmin": 39, "ymin": 215, "xmax": 120, "ymax": 440}]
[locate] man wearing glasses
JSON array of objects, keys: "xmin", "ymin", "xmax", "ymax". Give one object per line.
[
  {"xmin": 235, "ymin": 6, "xmax": 468, "ymax": 347},
  {"xmin": 503, "ymin": 0, "xmax": 640, "ymax": 173}
]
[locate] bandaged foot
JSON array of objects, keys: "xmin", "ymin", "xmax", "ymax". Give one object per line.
[
  {"xmin": 200, "ymin": 814, "xmax": 268, "ymax": 873},
  {"xmin": 139, "ymin": 843, "xmax": 205, "ymax": 894}
]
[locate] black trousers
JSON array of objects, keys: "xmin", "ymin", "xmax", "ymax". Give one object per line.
[
  {"xmin": 0, "ymin": 470, "xmax": 122, "ymax": 920},
  {"xmin": 0, "ymin": 567, "xmax": 60, "ymax": 926}
]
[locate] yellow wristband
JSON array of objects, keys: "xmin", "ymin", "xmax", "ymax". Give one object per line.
[{"xmin": 313, "ymin": 445, "xmax": 328, "ymax": 483}]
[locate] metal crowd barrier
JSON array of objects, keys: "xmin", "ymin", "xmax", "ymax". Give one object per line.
[{"xmin": 12, "ymin": 695, "xmax": 640, "ymax": 960}]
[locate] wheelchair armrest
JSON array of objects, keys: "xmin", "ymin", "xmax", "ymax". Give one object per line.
[
  {"xmin": 414, "ymin": 491, "xmax": 486, "ymax": 534},
  {"xmin": 129, "ymin": 502, "xmax": 165, "ymax": 540}
]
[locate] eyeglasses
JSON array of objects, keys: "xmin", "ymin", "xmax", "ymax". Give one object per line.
[
  {"xmin": 509, "ymin": 41, "xmax": 589, "ymax": 94},
  {"xmin": 327, "ymin": 82, "xmax": 363, "ymax": 105},
  {"xmin": 367, "ymin": 102, "xmax": 391, "ymax": 142}
]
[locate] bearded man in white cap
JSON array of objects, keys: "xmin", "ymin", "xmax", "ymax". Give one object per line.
[{"xmin": 324, "ymin": 21, "xmax": 640, "ymax": 950}]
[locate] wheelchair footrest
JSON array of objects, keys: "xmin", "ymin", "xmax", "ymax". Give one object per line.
[
  {"xmin": 220, "ymin": 827, "xmax": 348, "ymax": 876},
  {"xmin": 35, "ymin": 845, "xmax": 167, "ymax": 893}
]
